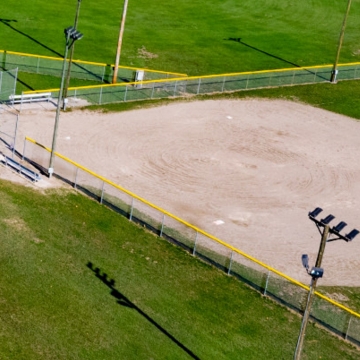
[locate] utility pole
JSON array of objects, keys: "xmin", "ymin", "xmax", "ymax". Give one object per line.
[
  {"xmin": 63, "ymin": 0, "xmax": 82, "ymax": 109},
  {"xmin": 293, "ymin": 208, "xmax": 358, "ymax": 360},
  {"xmin": 49, "ymin": 27, "xmax": 83, "ymax": 177},
  {"xmin": 330, "ymin": 0, "xmax": 352, "ymax": 83},
  {"xmin": 112, "ymin": 0, "xmax": 129, "ymax": 84},
  {"xmin": 293, "ymin": 225, "xmax": 329, "ymax": 360}
]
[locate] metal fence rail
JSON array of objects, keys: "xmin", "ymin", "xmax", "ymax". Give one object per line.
[
  {"xmin": 22, "ymin": 136, "xmax": 360, "ymax": 347},
  {"xmin": 23, "ymin": 62, "xmax": 360, "ymax": 106},
  {"xmin": 0, "ymin": 50, "xmax": 187, "ymax": 84}
]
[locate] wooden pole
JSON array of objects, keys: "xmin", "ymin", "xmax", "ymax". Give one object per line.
[
  {"xmin": 293, "ymin": 225, "xmax": 330, "ymax": 360},
  {"xmin": 63, "ymin": 0, "xmax": 82, "ymax": 108},
  {"xmin": 330, "ymin": 0, "xmax": 352, "ymax": 83},
  {"xmin": 112, "ymin": 0, "xmax": 129, "ymax": 84}
]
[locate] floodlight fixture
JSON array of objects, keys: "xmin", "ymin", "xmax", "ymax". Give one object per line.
[
  {"xmin": 320, "ymin": 214, "xmax": 335, "ymax": 225},
  {"xmin": 332, "ymin": 221, "xmax": 347, "ymax": 234},
  {"xmin": 308, "ymin": 207, "xmax": 323, "ymax": 220},
  {"xmin": 301, "ymin": 254, "xmax": 309, "ymax": 270},
  {"xmin": 310, "ymin": 267, "xmax": 324, "ymax": 279},
  {"xmin": 64, "ymin": 26, "xmax": 76, "ymax": 36},
  {"xmin": 345, "ymin": 229, "xmax": 359, "ymax": 242},
  {"xmin": 72, "ymin": 31, "xmax": 83, "ymax": 41}
]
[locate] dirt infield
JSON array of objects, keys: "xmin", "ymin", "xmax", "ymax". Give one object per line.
[{"xmin": 13, "ymin": 99, "xmax": 360, "ymax": 286}]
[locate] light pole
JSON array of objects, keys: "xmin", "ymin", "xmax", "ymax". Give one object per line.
[
  {"xmin": 330, "ymin": 0, "xmax": 353, "ymax": 83},
  {"xmin": 63, "ymin": 0, "xmax": 82, "ymax": 109},
  {"xmin": 112, "ymin": 0, "xmax": 129, "ymax": 84},
  {"xmin": 48, "ymin": 26, "xmax": 83, "ymax": 177},
  {"xmin": 293, "ymin": 207, "xmax": 359, "ymax": 360}
]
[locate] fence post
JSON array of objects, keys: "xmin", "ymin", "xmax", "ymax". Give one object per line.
[
  {"xmin": 313, "ymin": 68, "xmax": 318, "ymax": 83},
  {"xmin": 151, "ymin": 82, "xmax": 155, "ymax": 99},
  {"xmin": 99, "ymin": 87, "xmax": 103, "ymax": 105},
  {"xmin": 12, "ymin": 114, "xmax": 19, "ymax": 159},
  {"xmin": 36, "ymin": 57, "xmax": 40, "ymax": 74},
  {"xmin": 192, "ymin": 231, "xmax": 199, "ymax": 256},
  {"xmin": 173, "ymin": 81, "xmax": 178, "ymax": 96},
  {"xmin": 196, "ymin": 78, "xmax": 201, "ymax": 95},
  {"xmin": 221, "ymin": 76, "xmax": 226, "ymax": 92},
  {"xmin": 159, "ymin": 214, "xmax": 165, "ymax": 237},
  {"xmin": 20, "ymin": 92, "xmax": 25, "ymax": 112},
  {"xmin": 124, "ymin": 85, "xmax": 128, "ymax": 102},
  {"xmin": 100, "ymin": 181, "xmax": 105, "ymax": 204},
  {"xmin": 292, "ymin": 70, "xmax": 296, "ymax": 85},
  {"xmin": 129, "ymin": 197, "xmax": 134, "ymax": 221},
  {"xmin": 101, "ymin": 66, "xmax": 106, "ymax": 83},
  {"xmin": 74, "ymin": 167, "xmax": 79, "ymax": 188},
  {"xmin": 264, "ymin": 270, "xmax": 270, "ymax": 295},
  {"xmin": 22, "ymin": 137, "xmax": 27, "ymax": 160},
  {"xmin": 245, "ymin": 74, "xmax": 250, "ymax": 89},
  {"xmin": 74, "ymin": 89, "xmax": 77, "ymax": 100},
  {"xmin": 345, "ymin": 317, "xmax": 352, "ymax": 341},
  {"xmin": 227, "ymin": 251, "xmax": 233, "ymax": 275}
]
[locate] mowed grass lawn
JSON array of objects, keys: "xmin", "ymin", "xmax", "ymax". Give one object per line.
[
  {"xmin": 1, "ymin": 0, "xmax": 360, "ymax": 76},
  {"xmin": 0, "ymin": 179, "xmax": 359, "ymax": 359}
]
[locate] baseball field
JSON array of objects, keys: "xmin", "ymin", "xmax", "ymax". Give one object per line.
[{"xmin": 1, "ymin": 0, "xmax": 360, "ymax": 358}]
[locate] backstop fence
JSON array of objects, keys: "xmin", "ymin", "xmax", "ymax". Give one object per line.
[
  {"xmin": 0, "ymin": 50, "xmax": 187, "ymax": 84},
  {"xmin": 0, "ymin": 106, "xmax": 19, "ymax": 158},
  {"xmin": 22, "ymin": 135, "xmax": 360, "ymax": 347},
  {"xmin": 0, "ymin": 68, "xmax": 18, "ymax": 102},
  {"xmin": 23, "ymin": 62, "xmax": 360, "ymax": 106}
]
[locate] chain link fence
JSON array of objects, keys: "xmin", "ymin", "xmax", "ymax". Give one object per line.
[
  {"xmin": 0, "ymin": 50, "xmax": 186, "ymax": 84},
  {"xmin": 22, "ymin": 136, "xmax": 360, "ymax": 348},
  {"xmin": 0, "ymin": 106, "xmax": 19, "ymax": 161},
  {"xmin": 23, "ymin": 62, "xmax": 360, "ymax": 106},
  {"xmin": 0, "ymin": 68, "xmax": 18, "ymax": 102}
]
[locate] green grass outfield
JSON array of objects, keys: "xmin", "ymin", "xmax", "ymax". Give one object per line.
[
  {"xmin": 1, "ymin": 0, "xmax": 360, "ymax": 76},
  {"xmin": 0, "ymin": 179, "xmax": 359, "ymax": 359}
]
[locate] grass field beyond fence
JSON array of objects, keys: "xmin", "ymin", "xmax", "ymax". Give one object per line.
[{"xmin": 1, "ymin": 0, "xmax": 360, "ymax": 76}]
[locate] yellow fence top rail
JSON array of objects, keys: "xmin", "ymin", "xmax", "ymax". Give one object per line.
[
  {"xmin": 23, "ymin": 61, "xmax": 360, "ymax": 95},
  {"xmin": 0, "ymin": 49, "xmax": 187, "ymax": 77},
  {"xmin": 25, "ymin": 135, "xmax": 360, "ymax": 320}
]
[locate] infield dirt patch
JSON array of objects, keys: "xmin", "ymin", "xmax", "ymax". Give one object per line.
[{"xmin": 13, "ymin": 99, "xmax": 360, "ymax": 286}]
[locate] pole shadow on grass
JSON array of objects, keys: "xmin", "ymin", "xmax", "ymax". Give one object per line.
[
  {"xmin": 86, "ymin": 261, "xmax": 201, "ymax": 360},
  {"xmin": 0, "ymin": 19, "xmax": 63, "ymax": 57},
  {"xmin": 0, "ymin": 65, "xmax": 35, "ymax": 93},
  {"xmin": 0, "ymin": 19, "xmax": 110, "ymax": 84},
  {"xmin": 225, "ymin": 37, "xmax": 329, "ymax": 81}
]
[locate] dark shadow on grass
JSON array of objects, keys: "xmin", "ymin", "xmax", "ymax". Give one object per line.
[
  {"xmin": 0, "ymin": 19, "xmax": 63, "ymax": 57},
  {"xmin": 0, "ymin": 19, "xmax": 111, "ymax": 84},
  {"xmin": 86, "ymin": 262, "xmax": 201, "ymax": 359},
  {"xmin": 0, "ymin": 64, "xmax": 35, "ymax": 92},
  {"xmin": 226, "ymin": 37, "xmax": 329, "ymax": 81},
  {"xmin": 226, "ymin": 37, "xmax": 301, "ymax": 68}
]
